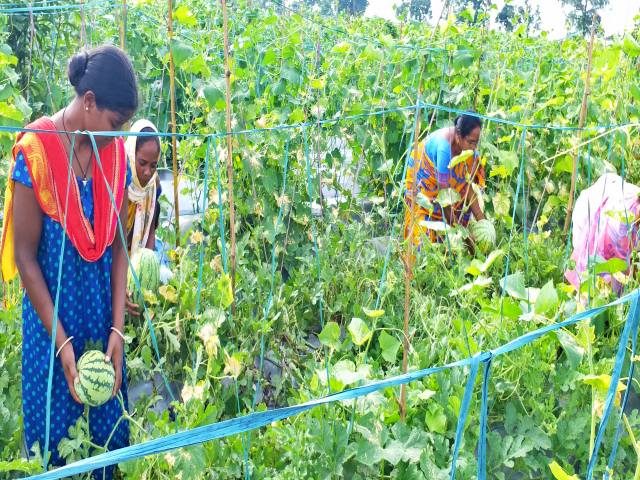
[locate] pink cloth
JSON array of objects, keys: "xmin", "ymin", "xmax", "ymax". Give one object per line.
[{"xmin": 565, "ymin": 174, "xmax": 640, "ymax": 293}]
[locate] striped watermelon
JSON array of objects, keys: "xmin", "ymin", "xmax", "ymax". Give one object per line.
[
  {"xmin": 469, "ymin": 219, "xmax": 496, "ymax": 252},
  {"xmin": 127, "ymin": 248, "xmax": 160, "ymax": 303},
  {"xmin": 75, "ymin": 350, "xmax": 115, "ymax": 407}
]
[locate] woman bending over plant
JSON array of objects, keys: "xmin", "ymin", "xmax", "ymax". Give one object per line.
[
  {"xmin": 124, "ymin": 119, "xmax": 162, "ymax": 315},
  {"xmin": 404, "ymin": 114, "xmax": 486, "ymax": 247},
  {"xmin": 0, "ymin": 45, "xmax": 138, "ymax": 478}
]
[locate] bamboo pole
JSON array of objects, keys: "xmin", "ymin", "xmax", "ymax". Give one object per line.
[
  {"xmin": 168, "ymin": 0, "xmax": 180, "ymax": 245},
  {"xmin": 401, "ymin": 82, "xmax": 424, "ymax": 420},
  {"xmin": 80, "ymin": 0, "xmax": 87, "ymax": 48},
  {"xmin": 222, "ymin": 0, "xmax": 237, "ymax": 313},
  {"xmin": 563, "ymin": 18, "xmax": 597, "ymax": 236},
  {"xmin": 120, "ymin": 0, "xmax": 127, "ymax": 50}
]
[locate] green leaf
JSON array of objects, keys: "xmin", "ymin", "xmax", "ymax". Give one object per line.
[
  {"xmin": 332, "ymin": 360, "xmax": 370, "ymax": 386},
  {"xmin": 217, "ymin": 273, "xmax": 233, "ymax": 309},
  {"xmin": 501, "ymin": 271, "xmax": 526, "ymax": 300},
  {"xmin": 555, "ymin": 330, "xmax": 584, "ymax": 369},
  {"xmin": 497, "ymin": 150, "xmax": 518, "ymax": 175},
  {"xmin": 318, "ymin": 322, "xmax": 341, "ymax": 350},
  {"xmin": 466, "ymin": 249, "xmax": 504, "ymax": 276},
  {"xmin": 0, "ymin": 459, "xmax": 40, "ymax": 474},
  {"xmin": 348, "ymin": 317, "xmax": 372, "ymax": 346},
  {"xmin": 451, "ymin": 276, "xmax": 492, "ymax": 296},
  {"xmin": 582, "ymin": 374, "xmax": 626, "ymax": 394},
  {"xmin": 594, "ymin": 257, "xmax": 627, "ymax": 275},
  {"xmin": 623, "ymin": 34, "xmax": 640, "ymax": 57},
  {"xmin": 379, "ymin": 331, "xmax": 401, "ymax": 362},
  {"xmin": 534, "ymin": 280, "xmax": 558, "ymax": 316},
  {"xmin": 424, "ymin": 403, "xmax": 447, "ymax": 434},
  {"xmin": 416, "ymin": 192, "xmax": 433, "ymax": 211},
  {"xmin": 548, "ymin": 461, "xmax": 579, "ymax": 480},
  {"xmin": 362, "ymin": 307, "xmax": 384, "ymax": 318},
  {"xmin": 310, "ymin": 78, "xmax": 325, "ymax": 89},
  {"xmin": 332, "ymin": 41, "xmax": 352, "ymax": 53},
  {"xmin": 449, "ymin": 150, "xmax": 473, "ymax": 168},
  {"xmin": 174, "ymin": 5, "xmax": 197, "ymax": 27},
  {"xmin": 436, "ymin": 188, "xmax": 461, "ymax": 208},
  {"xmin": 203, "ymin": 82, "xmax": 225, "ymax": 109},
  {"xmin": 289, "ymin": 108, "xmax": 305, "ymax": 123},
  {"xmin": 631, "ymin": 84, "xmax": 640, "ymax": 103},
  {"xmin": 171, "ymin": 41, "xmax": 194, "ymax": 67}
]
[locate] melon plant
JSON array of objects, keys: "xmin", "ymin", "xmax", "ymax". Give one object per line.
[
  {"xmin": 75, "ymin": 350, "xmax": 115, "ymax": 407},
  {"xmin": 469, "ymin": 219, "xmax": 496, "ymax": 252},
  {"xmin": 127, "ymin": 248, "xmax": 160, "ymax": 304}
]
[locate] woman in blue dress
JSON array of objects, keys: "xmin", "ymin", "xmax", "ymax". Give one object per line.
[{"xmin": 0, "ymin": 45, "xmax": 139, "ymax": 478}]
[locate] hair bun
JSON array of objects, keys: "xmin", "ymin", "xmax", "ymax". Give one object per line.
[{"xmin": 68, "ymin": 51, "xmax": 89, "ymax": 87}]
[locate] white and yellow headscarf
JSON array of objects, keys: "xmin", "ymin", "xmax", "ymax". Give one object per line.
[{"xmin": 125, "ymin": 119, "xmax": 160, "ymax": 256}]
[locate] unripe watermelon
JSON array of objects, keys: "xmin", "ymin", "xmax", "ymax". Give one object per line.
[
  {"xmin": 469, "ymin": 219, "xmax": 496, "ymax": 252},
  {"xmin": 127, "ymin": 248, "xmax": 160, "ymax": 303},
  {"xmin": 75, "ymin": 350, "xmax": 115, "ymax": 407}
]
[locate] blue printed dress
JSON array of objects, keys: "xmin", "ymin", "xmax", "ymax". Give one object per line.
[{"xmin": 13, "ymin": 151, "xmax": 131, "ymax": 479}]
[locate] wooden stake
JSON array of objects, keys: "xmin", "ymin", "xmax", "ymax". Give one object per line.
[
  {"xmin": 563, "ymin": 17, "xmax": 597, "ymax": 236},
  {"xmin": 80, "ymin": 0, "xmax": 87, "ymax": 48},
  {"xmin": 401, "ymin": 82, "xmax": 424, "ymax": 420},
  {"xmin": 222, "ymin": 0, "xmax": 237, "ymax": 313},
  {"xmin": 168, "ymin": 0, "xmax": 181, "ymax": 245},
  {"xmin": 120, "ymin": 0, "xmax": 127, "ymax": 50}
]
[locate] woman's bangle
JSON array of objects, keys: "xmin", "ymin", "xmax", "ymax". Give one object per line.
[
  {"xmin": 110, "ymin": 326, "xmax": 125, "ymax": 341},
  {"xmin": 55, "ymin": 336, "xmax": 74, "ymax": 358}
]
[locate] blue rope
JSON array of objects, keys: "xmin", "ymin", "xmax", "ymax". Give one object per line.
[
  {"xmin": 85, "ymin": 132, "xmax": 176, "ymax": 402},
  {"xmin": 586, "ymin": 296, "xmax": 640, "ymax": 478},
  {"xmin": 477, "ymin": 358, "xmax": 492, "ymax": 480},
  {"xmin": 213, "ymin": 138, "xmax": 229, "ymax": 274},
  {"xmin": 27, "ymin": 289, "xmax": 640, "ymax": 480},
  {"xmin": 0, "ymin": 107, "xmax": 635, "ymax": 141},
  {"xmin": 195, "ymin": 137, "xmax": 212, "ymax": 316},
  {"xmin": 499, "ymin": 129, "xmax": 526, "ymax": 323},
  {"xmin": 450, "ymin": 357, "xmax": 480, "ymax": 479},
  {"xmin": 42, "ymin": 134, "xmax": 76, "ymax": 470},
  {"xmin": 0, "ymin": 0, "xmax": 112, "ymax": 14},
  {"xmin": 605, "ymin": 296, "xmax": 640, "ymax": 477},
  {"xmin": 303, "ymin": 128, "xmax": 331, "ymax": 392}
]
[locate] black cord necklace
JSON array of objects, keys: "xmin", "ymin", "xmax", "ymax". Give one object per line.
[{"xmin": 62, "ymin": 107, "xmax": 92, "ymax": 186}]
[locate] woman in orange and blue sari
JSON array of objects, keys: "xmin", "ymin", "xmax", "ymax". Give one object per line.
[
  {"xmin": 0, "ymin": 45, "xmax": 138, "ymax": 478},
  {"xmin": 404, "ymin": 114, "xmax": 486, "ymax": 248}
]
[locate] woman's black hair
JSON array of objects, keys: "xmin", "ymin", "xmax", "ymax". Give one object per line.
[
  {"xmin": 454, "ymin": 114, "xmax": 482, "ymax": 138},
  {"xmin": 67, "ymin": 45, "xmax": 138, "ymax": 116},
  {"xmin": 136, "ymin": 127, "xmax": 161, "ymax": 155}
]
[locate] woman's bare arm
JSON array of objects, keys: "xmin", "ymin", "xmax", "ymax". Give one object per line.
[{"xmin": 111, "ymin": 195, "xmax": 129, "ymax": 332}]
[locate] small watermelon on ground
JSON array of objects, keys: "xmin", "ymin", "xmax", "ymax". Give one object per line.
[
  {"xmin": 75, "ymin": 350, "xmax": 115, "ymax": 407},
  {"xmin": 127, "ymin": 248, "xmax": 160, "ymax": 304},
  {"xmin": 469, "ymin": 219, "xmax": 496, "ymax": 252}
]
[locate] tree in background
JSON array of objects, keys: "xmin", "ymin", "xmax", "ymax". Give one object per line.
[
  {"xmin": 337, "ymin": 0, "xmax": 368, "ymax": 16},
  {"xmin": 451, "ymin": 0, "xmax": 492, "ymax": 25},
  {"xmin": 395, "ymin": 0, "xmax": 432, "ymax": 22},
  {"xmin": 496, "ymin": 0, "xmax": 541, "ymax": 33},
  {"xmin": 560, "ymin": 0, "xmax": 608, "ymax": 35},
  {"xmin": 293, "ymin": 0, "xmax": 336, "ymax": 16}
]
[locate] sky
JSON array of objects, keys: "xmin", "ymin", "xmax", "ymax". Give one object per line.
[{"xmin": 365, "ymin": 0, "xmax": 640, "ymax": 39}]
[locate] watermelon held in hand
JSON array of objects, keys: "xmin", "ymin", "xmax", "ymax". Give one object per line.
[
  {"xmin": 469, "ymin": 219, "xmax": 496, "ymax": 252},
  {"xmin": 75, "ymin": 350, "xmax": 115, "ymax": 407},
  {"xmin": 127, "ymin": 248, "xmax": 160, "ymax": 303}
]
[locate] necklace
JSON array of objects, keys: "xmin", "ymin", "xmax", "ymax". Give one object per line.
[{"xmin": 62, "ymin": 107, "xmax": 91, "ymax": 186}]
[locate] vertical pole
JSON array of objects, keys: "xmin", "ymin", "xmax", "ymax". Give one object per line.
[
  {"xmin": 168, "ymin": 0, "xmax": 181, "ymax": 245},
  {"xmin": 120, "ymin": 0, "xmax": 127, "ymax": 50},
  {"xmin": 222, "ymin": 0, "xmax": 237, "ymax": 313},
  {"xmin": 80, "ymin": 0, "xmax": 87, "ymax": 48},
  {"xmin": 401, "ymin": 89, "xmax": 423, "ymax": 420},
  {"xmin": 563, "ymin": 17, "xmax": 597, "ymax": 236}
]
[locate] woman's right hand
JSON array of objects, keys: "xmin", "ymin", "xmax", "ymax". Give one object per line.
[{"xmin": 58, "ymin": 343, "xmax": 82, "ymax": 404}]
